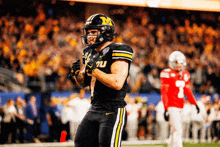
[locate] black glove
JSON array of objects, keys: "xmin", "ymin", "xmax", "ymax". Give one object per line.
[
  {"xmin": 86, "ymin": 58, "xmax": 97, "ymax": 74},
  {"xmin": 86, "ymin": 53, "xmax": 100, "ymax": 74},
  {"xmin": 69, "ymin": 59, "xmax": 80, "ymax": 77},
  {"xmin": 164, "ymin": 110, "xmax": 169, "ymax": 121},
  {"xmin": 196, "ymin": 105, "xmax": 200, "ymax": 114}
]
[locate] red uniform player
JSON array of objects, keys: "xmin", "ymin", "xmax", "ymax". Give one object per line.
[{"xmin": 160, "ymin": 51, "xmax": 199, "ymax": 147}]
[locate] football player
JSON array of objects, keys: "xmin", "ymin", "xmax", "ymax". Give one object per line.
[
  {"xmin": 160, "ymin": 51, "xmax": 200, "ymax": 147},
  {"xmin": 69, "ymin": 14, "xmax": 133, "ymax": 147}
]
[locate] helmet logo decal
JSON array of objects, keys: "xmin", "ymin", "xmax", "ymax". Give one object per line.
[
  {"xmin": 100, "ymin": 17, "xmax": 113, "ymax": 26},
  {"xmin": 85, "ymin": 14, "xmax": 99, "ymax": 25}
]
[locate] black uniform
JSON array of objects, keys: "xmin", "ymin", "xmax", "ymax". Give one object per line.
[{"xmin": 74, "ymin": 43, "xmax": 133, "ymax": 147}]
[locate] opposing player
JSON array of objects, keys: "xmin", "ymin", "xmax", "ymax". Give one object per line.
[
  {"xmin": 160, "ymin": 51, "xmax": 200, "ymax": 147},
  {"xmin": 69, "ymin": 14, "xmax": 133, "ymax": 147}
]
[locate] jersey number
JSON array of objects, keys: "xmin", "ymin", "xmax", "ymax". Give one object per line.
[{"xmin": 175, "ymin": 80, "xmax": 185, "ymax": 98}]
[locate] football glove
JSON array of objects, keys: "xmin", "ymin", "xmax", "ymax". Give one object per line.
[
  {"xmin": 86, "ymin": 53, "xmax": 100, "ymax": 74},
  {"xmin": 196, "ymin": 104, "xmax": 200, "ymax": 114},
  {"xmin": 164, "ymin": 110, "xmax": 169, "ymax": 121},
  {"xmin": 69, "ymin": 59, "xmax": 80, "ymax": 77}
]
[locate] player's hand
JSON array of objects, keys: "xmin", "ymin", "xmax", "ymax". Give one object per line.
[
  {"xmin": 86, "ymin": 58, "xmax": 97, "ymax": 74},
  {"xmin": 196, "ymin": 105, "xmax": 200, "ymax": 114},
  {"xmin": 86, "ymin": 53, "xmax": 100, "ymax": 74},
  {"xmin": 69, "ymin": 59, "xmax": 80, "ymax": 77},
  {"xmin": 164, "ymin": 110, "xmax": 169, "ymax": 121}
]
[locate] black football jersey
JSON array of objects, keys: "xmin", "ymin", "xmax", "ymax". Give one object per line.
[{"xmin": 82, "ymin": 43, "xmax": 133, "ymax": 111}]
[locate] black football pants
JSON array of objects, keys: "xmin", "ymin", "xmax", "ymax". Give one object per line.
[{"xmin": 74, "ymin": 107, "xmax": 127, "ymax": 147}]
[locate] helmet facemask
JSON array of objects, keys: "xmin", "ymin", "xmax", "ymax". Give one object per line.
[{"xmin": 81, "ymin": 28, "xmax": 104, "ymax": 49}]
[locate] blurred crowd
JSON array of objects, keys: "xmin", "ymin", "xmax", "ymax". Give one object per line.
[
  {"xmin": 125, "ymin": 94, "xmax": 220, "ymax": 143},
  {"xmin": 0, "ymin": 89, "xmax": 91, "ymax": 144},
  {"xmin": 1, "ymin": 93, "xmax": 220, "ymax": 144},
  {"xmin": 0, "ymin": 4, "xmax": 219, "ymax": 94},
  {"xmin": 0, "ymin": 96, "xmax": 41, "ymax": 144}
]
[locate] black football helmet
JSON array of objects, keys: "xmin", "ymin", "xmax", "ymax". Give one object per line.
[{"xmin": 81, "ymin": 14, "xmax": 115, "ymax": 49}]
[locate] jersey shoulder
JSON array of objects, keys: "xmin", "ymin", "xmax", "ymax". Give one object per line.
[
  {"xmin": 160, "ymin": 68, "xmax": 173, "ymax": 78},
  {"xmin": 182, "ymin": 70, "xmax": 190, "ymax": 76},
  {"xmin": 111, "ymin": 43, "xmax": 133, "ymax": 62},
  {"xmin": 82, "ymin": 46, "xmax": 92, "ymax": 55},
  {"xmin": 82, "ymin": 46, "xmax": 92, "ymax": 64},
  {"xmin": 182, "ymin": 70, "xmax": 191, "ymax": 82}
]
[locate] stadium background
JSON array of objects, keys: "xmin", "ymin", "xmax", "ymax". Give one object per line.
[{"xmin": 0, "ymin": 0, "xmax": 219, "ymax": 146}]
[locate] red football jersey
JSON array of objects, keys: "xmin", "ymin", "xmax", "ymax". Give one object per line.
[{"xmin": 160, "ymin": 68, "xmax": 197, "ymax": 110}]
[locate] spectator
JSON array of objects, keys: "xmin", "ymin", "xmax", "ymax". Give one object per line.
[
  {"xmin": 2, "ymin": 99, "xmax": 16, "ymax": 144},
  {"xmin": 182, "ymin": 100, "xmax": 192, "ymax": 142},
  {"xmin": 126, "ymin": 98, "xmax": 141, "ymax": 140},
  {"xmin": 61, "ymin": 99, "xmax": 71, "ymax": 141},
  {"xmin": 15, "ymin": 97, "xmax": 26, "ymax": 143},
  {"xmin": 147, "ymin": 68, "xmax": 161, "ymax": 93},
  {"xmin": 191, "ymin": 97, "xmax": 207, "ymax": 143},
  {"xmin": 0, "ymin": 106, "xmax": 3, "ymax": 144},
  {"xmin": 209, "ymin": 96, "xmax": 220, "ymax": 142},
  {"xmin": 46, "ymin": 99, "xmax": 62, "ymax": 142},
  {"xmin": 204, "ymin": 95, "xmax": 212, "ymax": 142},
  {"xmin": 137, "ymin": 99, "xmax": 148, "ymax": 140},
  {"xmin": 25, "ymin": 96, "xmax": 41, "ymax": 143},
  {"xmin": 155, "ymin": 101, "xmax": 169, "ymax": 141},
  {"xmin": 128, "ymin": 56, "xmax": 141, "ymax": 92},
  {"xmin": 146, "ymin": 103, "xmax": 156, "ymax": 140},
  {"xmin": 68, "ymin": 89, "xmax": 90, "ymax": 140}
]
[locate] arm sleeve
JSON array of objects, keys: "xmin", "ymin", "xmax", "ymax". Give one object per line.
[
  {"xmin": 112, "ymin": 44, "xmax": 133, "ymax": 63},
  {"xmin": 82, "ymin": 50, "xmax": 86, "ymax": 65},
  {"xmin": 184, "ymin": 72, "xmax": 197, "ymax": 105},
  {"xmin": 160, "ymin": 71, "xmax": 170, "ymax": 110},
  {"xmin": 185, "ymin": 86, "xmax": 197, "ymax": 105}
]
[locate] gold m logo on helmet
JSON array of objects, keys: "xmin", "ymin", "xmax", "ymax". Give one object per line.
[{"xmin": 100, "ymin": 17, "xmax": 112, "ymax": 26}]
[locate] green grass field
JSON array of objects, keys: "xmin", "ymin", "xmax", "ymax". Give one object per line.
[
  {"xmin": 1, "ymin": 142, "xmax": 220, "ymax": 147},
  {"xmin": 122, "ymin": 143, "xmax": 220, "ymax": 147}
]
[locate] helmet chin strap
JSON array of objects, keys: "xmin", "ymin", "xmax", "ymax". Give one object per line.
[{"xmin": 175, "ymin": 69, "xmax": 182, "ymax": 78}]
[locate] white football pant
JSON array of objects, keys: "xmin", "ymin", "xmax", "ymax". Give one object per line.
[{"xmin": 168, "ymin": 107, "xmax": 183, "ymax": 147}]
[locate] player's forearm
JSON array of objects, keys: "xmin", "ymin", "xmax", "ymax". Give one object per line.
[
  {"xmin": 92, "ymin": 69, "xmax": 125, "ymax": 90},
  {"xmin": 161, "ymin": 85, "xmax": 169, "ymax": 110}
]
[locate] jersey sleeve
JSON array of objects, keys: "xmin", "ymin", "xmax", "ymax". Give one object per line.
[
  {"xmin": 183, "ymin": 71, "xmax": 197, "ymax": 105},
  {"xmin": 82, "ymin": 49, "xmax": 86, "ymax": 65},
  {"xmin": 112, "ymin": 43, "xmax": 133, "ymax": 62},
  {"xmin": 160, "ymin": 69, "xmax": 170, "ymax": 110},
  {"xmin": 82, "ymin": 47, "xmax": 90, "ymax": 65}
]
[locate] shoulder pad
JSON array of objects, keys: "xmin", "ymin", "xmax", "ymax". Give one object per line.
[
  {"xmin": 112, "ymin": 43, "xmax": 133, "ymax": 62},
  {"xmin": 163, "ymin": 68, "xmax": 171, "ymax": 72},
  {"xmin": 160, "ymin": 70, "xmax": 170, "ymax": 78},
  {"xmin": 82, "ymin": 46, "xmax": 92, "ymax": 64},
  {"xmin": 182, "ymin": 70, "xmax": 190, "ymax": 75},
  {"xmin": 182, "ymin": 70, "xmax": 190, "ymax": 82}
]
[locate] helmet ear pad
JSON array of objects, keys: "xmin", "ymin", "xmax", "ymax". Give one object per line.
[{"xmin": 101, "ymin": 26, "xmax": 115, "ymax": 41}]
